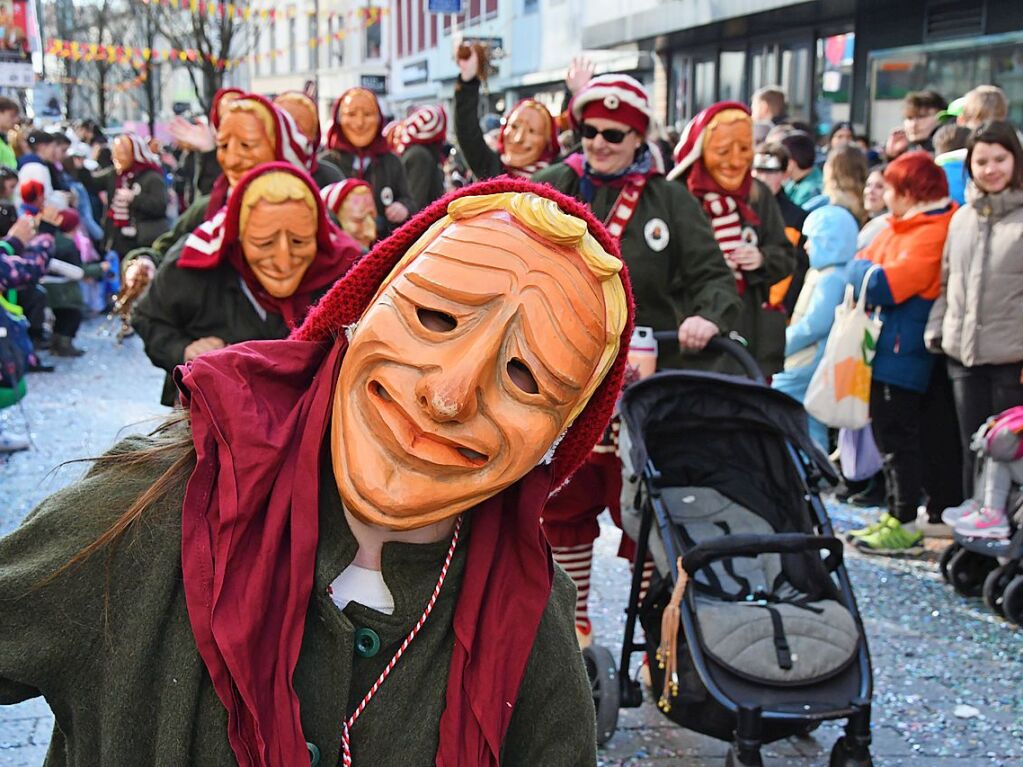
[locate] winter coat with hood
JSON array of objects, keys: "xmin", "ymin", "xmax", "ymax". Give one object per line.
[
  {"xmin": 847, "ymin": 199, "xmax": 957, "ymax": 393},
  {"xmin": 926, "ymin": 183, "xmax": 1023, "ymax": 367},
  {"xmin": 773, "ymin": 205, "xmax": 860, "ymax": 394}
]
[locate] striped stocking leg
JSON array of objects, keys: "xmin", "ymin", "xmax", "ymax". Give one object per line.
[
  {"xmin": 552, "ymin": 543, "xmax": 595, "ymax": 646},
  {"xmin": 636, "ymin": 556, "xmax": 656, "ymax": 604}
]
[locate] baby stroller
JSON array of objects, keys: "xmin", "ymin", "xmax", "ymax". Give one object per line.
[
  {"xmin": 940, "ymin": 413, "xmax": 1023, "ymax": 625},
  {"xmin": 584, "ymin": 336, "xmax": 873, "ymax": 766}
]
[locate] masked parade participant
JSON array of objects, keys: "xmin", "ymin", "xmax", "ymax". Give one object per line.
[
  {"xmin": 533, "ymin": 74, "xmax": 741, "ymax": 645},
  {"xmin": 321, "ymin": 179, "xmax": 378, "ymax": 251},
  {"xmin": 133, "ymin": 163, "xmax": 359, "ymax": 406},
  {"xmin": 0, "ymin": 179, "xmax": 632, "ymax": 766},
  {"xmin": 322, "ymin": 87, "xmax": 415, "ymax": 238},
  {"xmin": 105, "ymin": 133, "xmax": 170, "ymax": 256},
  {"xmin": 124, "ymin": 91, "xmax": 313, "ymax": 286},
  {"xmin": 273, "ymin": 90, "xmax": 346, "ymax": 188},
  {"xmin": 669, "ymin": 101, "xmax": 795, "ymax": 376},
  {"xmin": 454, "ymin": 45, "xmax": 559, "ymax": 180},
  {"xmin": 397, "ymin": 105, "xmax": 448, "ymax": 210}
]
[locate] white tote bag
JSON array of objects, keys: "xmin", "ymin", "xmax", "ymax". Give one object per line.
[{"xmin": 804, "ymin": 265, "xmax": 884, "ymax": 429}]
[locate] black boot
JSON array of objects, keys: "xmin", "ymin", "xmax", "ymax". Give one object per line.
[
  {"xmin": 51, "ymin": 334, "xmax": 85, "ymax": 358},
  {"xmin": 848, "ymin": 474, "xmax": 887, "ymax": 508}
]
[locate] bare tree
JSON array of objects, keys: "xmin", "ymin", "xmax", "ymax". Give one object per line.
[
  {"xmin": 157, "ymin": 5, "xmax": 266, "ymax": 114},
  {"xmin": 119, "ymin": 0, "xmax": 161, "ymax": 134}
]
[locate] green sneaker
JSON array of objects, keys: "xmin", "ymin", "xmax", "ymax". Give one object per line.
[
  {"xmin": 853, "ymin": 517, "xmax": 923, "ymax": 556},
  {"xmin": 845, "ymin": 512, "xmax": 893, "ymax": 542}
]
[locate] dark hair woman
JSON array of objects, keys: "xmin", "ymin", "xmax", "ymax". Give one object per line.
[{"xmin": 927, "ymin": 122, "xmax": 1023, "ymax": 535}]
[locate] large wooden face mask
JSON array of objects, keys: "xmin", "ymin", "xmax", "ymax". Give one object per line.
[
  {"xmin": 338, "ymin": 187, "xmax": 378, "ymax": 249},
  {"xmin": 340, "ymin": 89, "xmax": 381, "ymax": 149},
  {"xmin": 240, "ymin": 196, "xmax": 318, "ymax": 297},
  {"xmin": 500, "ymin": 103, "xmax": 550, "ymax": 169},
  {"xmin": 702, "ymin": 112, "xmax": 754, "ymax": 192},
  {"xmin": 332, "ymin": 208, "xmax": 610, "ymax": 531},
  {"xmin": 112, "ymin": 136, "xmax": 135, "ymax": 174},
  {"xmin": 217, "ymin": 108, "xmax": 277, "ymax": 188}
]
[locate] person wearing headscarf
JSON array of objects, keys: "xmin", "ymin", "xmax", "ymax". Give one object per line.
[
  {"xmin": 133, "ymin": 163, "xmax": 359, "ymax": 405},
  {"xmin": 320, "ymin": 179, "xmax": 378, "ymax": 251},
  {"xmin": 455, "ymin": 47, "xmax": 559, "ymax": 180},
  {"xmin": 397, "ymin": 105, "xmax": 447, "ymax": 210},
  {"xmin": 321, "ymin": 87, "xmax": 415, "ymax": 238},
  {"xmin": 104, "ymin": 133, "xmax": 170, "ymax": 257},
  {"xmin": 125, "ymin": 91, "xmax": 314, "ymax": 281},
  {"xmin": 533, "ymin": 74, "xmax": 740, "ymax": 644},
  {"xmin": 0, "ymin": 179, "xmax": 632, "ymax": 767},
  {"xmin": 670, "ymin": 101, "xmax": 795, "ymax": 376},
  {"xmin": 273, "ymin": 90, "xmax": 345, "ymax": 189}
]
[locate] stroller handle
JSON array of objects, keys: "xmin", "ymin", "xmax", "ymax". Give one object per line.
[
  {"xmin": 680, "ymin": 533, "xmax": 844, "ymax": 577},
  {"xmin": 650, "ymin": 332, "xmax": 764, "ymax": 383}
]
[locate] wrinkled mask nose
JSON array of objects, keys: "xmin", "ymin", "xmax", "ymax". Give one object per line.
[{"xmin": 414, "ymin": 359, "xmax": 483, "ymax": 423}]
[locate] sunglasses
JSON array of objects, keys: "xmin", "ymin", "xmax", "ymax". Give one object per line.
[{"xmin": 580, "ymin": 123, "xmax": 634, "ymax": 144}]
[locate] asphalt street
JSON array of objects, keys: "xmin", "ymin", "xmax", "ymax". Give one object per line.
[{"xmin": 0, "ymin": 319, "xmax": 1020, "ymax": 766}]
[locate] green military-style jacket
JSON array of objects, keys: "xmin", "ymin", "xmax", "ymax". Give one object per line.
[
  {"xmin": 0, "ymin": 435, "xmax": 598, "ymax": 766},
  {"xmin": 533, "ymin": 162, "xmax": 742, "ymax": 369}
]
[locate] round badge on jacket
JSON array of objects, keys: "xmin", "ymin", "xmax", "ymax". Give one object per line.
[
  {"xmin": 644, "ymin": 218, "xmax": 670, "ymax": 252},
  {"xmin": 380, "ymin": 186, "xmax": 394, "ymax": 206}
]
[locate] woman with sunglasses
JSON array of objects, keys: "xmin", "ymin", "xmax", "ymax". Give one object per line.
[
  {"xmin": 669, "ymin": 101, "xmax": 795, "ymax": 377},
  {"xmin": 533, "ymin": 74, "xmax": 741, "ymax": 646}
]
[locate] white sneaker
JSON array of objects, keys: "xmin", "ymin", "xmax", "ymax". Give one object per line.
[
  {"xmin": 941, "ymin": 498, "xmax": 980, "ymax": 527},
  {"xmin": 0, "ymin": 433, "xmax": 29, "ymax": 453}
]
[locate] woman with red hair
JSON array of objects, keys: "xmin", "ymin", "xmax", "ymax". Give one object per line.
[{"xmin": 845, "ymin": 151, "xmax": 958, "ymax": 555}]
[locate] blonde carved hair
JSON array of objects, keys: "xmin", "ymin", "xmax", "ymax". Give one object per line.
[
  {"xmin": 221, "ymin": 98, "xmax": 277, "ymax": 150},
  {"xmin": 366, "ymin": 191, "xmax": 628, "ymax": 424},
  {"xmin": 238, "ymin": 172, "xmax": 317, "ymax": 233}
]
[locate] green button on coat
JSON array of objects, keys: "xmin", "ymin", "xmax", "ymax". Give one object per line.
[{"xmin": 354, "ymin": 627, "xmax": 381, "ymax": 658}]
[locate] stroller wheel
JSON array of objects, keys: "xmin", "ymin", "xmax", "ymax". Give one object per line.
[
  {"xmin": 828, "ymin": 735, "xmax": 874, "ymax": 767},
  {"xmin": 939, "ymin": 543, "xmax": 960, "ymax": 584},
  {"xmin": 947, "ymin": 547, "xmax": 996, "ymax": 598},
  {"xmin": 582, "ymin": 644, "xmax": 620, "ymax": 746},
  {"xmin": 983, "ymin": 562, "xmax": 1019, "ymax": 617},
  {"xmin": 1001, "ymin": 575, "xmax": 1023, "ymax": 627}
]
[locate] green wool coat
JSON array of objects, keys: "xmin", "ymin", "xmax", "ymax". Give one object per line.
[
  {"xmin": 401, "ymin": 143, "xmax": 447, "ymax": 211},
  {"xmin": 320, "ymin": 149, "xmax": 416, "ymax": 239},
  {"xmin": 124, "ymin": 194, "xmax": 210, "ymax": 274},
  {"xmin": 0, "ymin": 435, "xmax": 597, "ymax": 766},
  {"xmin": 532, "ymin": 163, "xmax": 742, "ymax": 369},
  {"xmin": 103, "ymin": 168, "xmax": 171, "ymax": 254},
  {"xmin": 132, "ymin": 250, "xmax": 292, "ymax": 406}
]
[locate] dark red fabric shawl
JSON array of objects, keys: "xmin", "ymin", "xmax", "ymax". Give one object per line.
[
  {"xmin": 177, "ymin": 162, "xmax": 361, "ymax": 327},
  {"xmin": 177, "ymin": 177, "xmax": 635, "ymax": 767}
]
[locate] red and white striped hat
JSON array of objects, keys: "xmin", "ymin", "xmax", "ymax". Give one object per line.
[
  {"xmin": 320, "ymin": 178, "xmax": 373, "ymax": 218},
  {"xmin": 569, "ymin": 74, "xmax": 652, "ymax": 136},
  {"xmin": 402, "ymin": 104, "xmax": 447, "ymax": 149}
]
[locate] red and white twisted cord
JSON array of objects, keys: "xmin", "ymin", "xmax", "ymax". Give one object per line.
[{"xmin": 340, "ymin": 515, "xmax": 463, "ymax": 766}]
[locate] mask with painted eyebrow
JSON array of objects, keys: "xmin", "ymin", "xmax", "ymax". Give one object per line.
[{"xmin": 330, "ymin": 212, "xmax": 608, "ymax": 531}]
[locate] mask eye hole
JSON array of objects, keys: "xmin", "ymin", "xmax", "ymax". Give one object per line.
[
  {"xmin": 416, "ymin": 307, "xmax": 457, "ymax": 333},
  {"xmin": 507, "ymin": 358, "xmax": 539, "ymax": 394}
]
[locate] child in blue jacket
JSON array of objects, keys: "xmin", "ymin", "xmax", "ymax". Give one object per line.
[{"xmin": 773, "ymin": 205, "xmax": 860, "ymax": 447}]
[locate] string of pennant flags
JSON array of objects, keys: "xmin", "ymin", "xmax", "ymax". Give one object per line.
[
  {"xmin": 46, "ymin": 7, "xmax": 388, "ymax": 70},
  {"xmin": 52, "ymin": 70, "xmax": 149, "ymax": 94},
  {"xmin": 140, "ymin": 0, "xmax": 385, "ymax": 24}
]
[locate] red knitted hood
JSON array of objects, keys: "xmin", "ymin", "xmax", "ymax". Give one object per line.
[
  {"xmin": 177, "ymin": 177, "xmax": 633, "ymax": 767},
  {"xmin": 326, "ymin": 87, "xmax": 392, "ymax": 158}
]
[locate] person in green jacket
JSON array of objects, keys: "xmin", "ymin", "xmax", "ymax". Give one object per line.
[
  {"xmin": 670, "ymin": 101, "xmax": 795, "ymax": 377},
  {"xmin": 0, "ymin": 179, "xmax": 631, "ymax": 766},
  {"xmin": 320, "ymin": 88, "xmax": 415, "ymax": 239},
  {"xmin": 533, "ymin": 74, "xmax": 741, "ymax": 645},
  {"xmin": 454, "ymin": 44, "xmax": 560, "ymax": 180},
  {"xmin": 0, "ymin": 96, "xmax": 19, "ymax": 170},
  {"xmin": 397, "ymin": 104, "xmax": 447, "ymax": 210}
]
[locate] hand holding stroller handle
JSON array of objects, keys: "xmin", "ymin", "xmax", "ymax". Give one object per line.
[
  {"xmin": 650, "ymin": 332, "xmax": 764, "ymax": 382},
  {"xmin": 681, "ymin": 533, "xmax": 843, "ymax": 577}
]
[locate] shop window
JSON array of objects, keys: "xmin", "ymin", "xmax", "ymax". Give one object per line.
[
  {"xmin": 308, "ymin": 14, "xmax": 318, "ymax": 71},
  {"xmin": 750, "ymin": 46, "xmax": 778, "ymax": 95},
  {"xmin": 815, "ymin": 33, "xmax": 854, "ymax": 137},
  {"xmin": 694, "ymin": 58, "xmax": 716, "ymax": 113},
  {"xmin": 365, "ymin": 10, "xmax": 382, "ymax": 60},
  {"xmin": 781, "ymin": 42, "xmax": 810, "ymax": 121},
  {"xmin": 669, "ymin": 52, "xmax": 691, "ymax": 127},
  {"xmin": 288, "ymin": 15, "xmax": 296, "ymax": 72},
  {"xmin": 719, "ymin": 50, "xmax": 746, "ymax": 104}
]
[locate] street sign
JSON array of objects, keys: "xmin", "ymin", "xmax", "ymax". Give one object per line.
[
  {"xmin": 427, "ymin": 0, "xmax": 462, "ymax": 13},
  {"xmin": 360, "ymin": 74, "xmax": 387, "ymax": 95}
]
